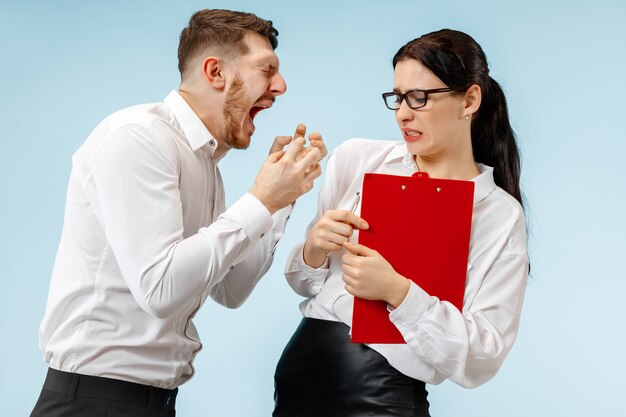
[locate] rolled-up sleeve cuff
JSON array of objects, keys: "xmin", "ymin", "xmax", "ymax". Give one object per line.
[
  {"xmin": 297, "ymin": 246, "xmax": 329, "ymax": 277},
  {"xmin": 389, "ymin": 281, "xmax": 434, "ymax": 334},
  {"xmin": 223, "ymin": 193, "xmax": 273, "ymax": 242},
  {"xmin": 284, "ymin": 243, "xmax": 329, "ymax": 292}
]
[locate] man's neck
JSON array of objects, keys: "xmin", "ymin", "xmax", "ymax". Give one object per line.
[
  {"xmin": 178, "ymin": 88, "xmax": 229, "ymax": 159},
  {"xmin": 179, "ymin": 89, "xmax": 220, "ymax": 137}
]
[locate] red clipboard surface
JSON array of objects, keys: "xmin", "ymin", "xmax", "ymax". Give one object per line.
[{"xmin": 351, "ymin": 172, "xmax": 475, "ymax": 344}]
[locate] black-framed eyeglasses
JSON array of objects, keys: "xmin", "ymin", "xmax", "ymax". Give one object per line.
[{"xmin": 382, "ymin": 88, "xmax": 453, "ymax": 110}]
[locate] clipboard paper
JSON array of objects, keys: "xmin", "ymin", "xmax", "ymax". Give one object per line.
[{"xmin": 351, "ymin": 172, "xmax": 474, "ymax": 344}]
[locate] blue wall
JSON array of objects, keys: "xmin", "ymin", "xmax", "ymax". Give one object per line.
[{"xmin": 1, "ymin": 1, "xmax": 625, "ymax": 416}]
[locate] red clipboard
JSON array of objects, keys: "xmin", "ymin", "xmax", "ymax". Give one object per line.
[{"xmin": 351, "ymin": 172, "xmax": 475, "ymax": 344}]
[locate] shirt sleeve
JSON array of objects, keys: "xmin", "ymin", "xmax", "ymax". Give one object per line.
[
  {"xmin": 209, "ymin": 204, "xmax": 293, "ymax": 308},
  {"xmin": 85, "ymin": 123, "xmax": 275, "ymax": 319},
  {"xmin": 389, "ymin": 241, "xmax": 529, "ymax": 388},
  {"xmin": 284, "ymin": 242, "xmax": 329, "ymax": 297}
]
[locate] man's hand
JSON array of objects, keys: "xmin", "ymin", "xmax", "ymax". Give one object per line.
[
  {"xmin": 268, "ymin": 124, "xmax": 328, "ymax": 163},
  {"xmin": 250, "ymin": 136, "xmax": 324, "ymax": 214},
  {"xmin": 302, "ymin": 210, "xmax": 369, "ymax": 268},
  {"xmin": 341, "ymin": 242, "xmax": 410, "ymax": 308}
]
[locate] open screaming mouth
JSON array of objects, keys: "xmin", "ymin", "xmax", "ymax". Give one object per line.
[{"xmin": 249, "ymin": 105, "xmax": 269, "ymax": 121}]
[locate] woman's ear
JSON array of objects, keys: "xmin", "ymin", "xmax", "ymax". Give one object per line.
[
  {"xmin": 464, "ymin": 84, "xmax": 482, "ymax": 117},
  {"xmin": 202, "ymin": 57, "xmax": 226, "ymax": 90}
]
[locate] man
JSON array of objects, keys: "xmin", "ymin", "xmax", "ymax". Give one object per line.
[{"xmin": 30, "ymin": 9, "xmax": 326, "ymax": 417}]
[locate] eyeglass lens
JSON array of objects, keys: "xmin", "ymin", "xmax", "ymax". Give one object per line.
[{"xmin": 385, "ymin": 91, "xmax": 427, "ymax": 109}]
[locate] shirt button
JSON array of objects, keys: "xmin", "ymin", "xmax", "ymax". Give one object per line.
[
  {"xmin": 260, "ymin": 233, "xmax": 265, "ymax": 238},
  {"xmin": 209, "ymin": 139, "xmax": 215, "ymax": 146},
  {"xmin": 229, "ymin": 266, "xmax": 234, "ymax": 270},
  {"xmin": 166, "ymin": 396, "xmax": 171, "ymax": 405}
]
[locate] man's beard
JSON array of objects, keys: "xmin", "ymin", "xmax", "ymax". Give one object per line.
[{"xmin": 222, "ymin": 75, "xmax": 250, "ymax": 150}]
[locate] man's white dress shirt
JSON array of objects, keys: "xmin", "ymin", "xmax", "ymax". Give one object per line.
[
  {"xmin": 285, "ymin": 138, "xmax": 528, "ymax": 388},
  {"xmin": 40, "ymin": 91, "xmax": 291, "ymax": 389}
]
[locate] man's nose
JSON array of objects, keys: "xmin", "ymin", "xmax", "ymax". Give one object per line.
[{"xmin": 270, "ymin": 72, "xmax": 287, "ymax": 96}]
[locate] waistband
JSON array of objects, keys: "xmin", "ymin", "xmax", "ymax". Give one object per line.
[
  {"xmin": 274, "ymin": 317, "xmax": 430, "ymax": 417},
  {"xmin": 43, "ymin": 368, "xmax": 177, "ymax": 410}
]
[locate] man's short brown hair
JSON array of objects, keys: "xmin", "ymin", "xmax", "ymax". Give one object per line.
[{"xmin": 178, "ymin": 9, "xmax": 279, "ymax": 76}]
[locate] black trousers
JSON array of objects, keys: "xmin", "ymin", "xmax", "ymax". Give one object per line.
[
  {"xmin": 30, "ymin": 368, "xmax": 177, "ymax": 417},
  {"xmin": 274, "ymin": 317, "xmax": 430, "ymax": 417}
]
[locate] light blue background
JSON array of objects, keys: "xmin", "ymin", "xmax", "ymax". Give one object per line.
[{"xmin": 1, "ymin": 1, "xmax": 625, "ymax": 416}]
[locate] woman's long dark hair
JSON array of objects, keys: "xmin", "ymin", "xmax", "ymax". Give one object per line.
[{"xmin": 393, "ymin": 29, "xmax": 523, "ymax": 208}]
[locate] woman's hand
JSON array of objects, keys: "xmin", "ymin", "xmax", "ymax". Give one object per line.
[
  {"xmin": 303, "ymin": 211, "xmax": 369, "ymax": 268},
  {"xmin": 341, "ymin": 242, "xmax": 410, "ymax": 308}
]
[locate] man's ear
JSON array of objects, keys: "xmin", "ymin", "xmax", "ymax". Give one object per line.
[
  {"xmin": 202, "ymin": 57, "xmax": 226, "ymax": 90},
  {"xmin": 464, "ymin": 84, "xmax": 482, "ymax": 116}
]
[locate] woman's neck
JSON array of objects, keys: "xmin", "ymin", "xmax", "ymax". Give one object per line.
[{"xmin": 414, "ymin": 152, "xmax": 480, "ymax": 180}]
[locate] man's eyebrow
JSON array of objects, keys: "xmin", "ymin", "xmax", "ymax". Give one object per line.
[
  {"xmin": 258, "ymin": 62, "xmax": 278, "ymax": 71},
  {"xmin": 256, "ymin": 56, "xmax": 279, "ymax": 68}
]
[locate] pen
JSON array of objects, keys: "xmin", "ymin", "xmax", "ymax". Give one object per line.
[{"xmin": 349, "ymin": 192, "xmax": 361, "ymax": 214}]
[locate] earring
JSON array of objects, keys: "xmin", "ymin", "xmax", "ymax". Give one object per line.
[{"xmin": 465, "ymin": 114, "xmax": 471, "ymax": 120}]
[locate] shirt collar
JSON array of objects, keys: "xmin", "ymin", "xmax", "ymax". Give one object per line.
[
  {"xmin": 164, "ymin": 90, "xmax": 218, "ymax": 157},
  {"xmin": 471, "ymin": 164, "xmax": 497, "ymax": 204},
  {"xmin": 387, "ymin": 142, "xmax": 496, "ymax": 205},
  {"xmin": 384, "ymin": 142, "xmax": 408, "ymax": 164}
]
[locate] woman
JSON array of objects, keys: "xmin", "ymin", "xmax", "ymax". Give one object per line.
[{"xmin": 274, "ymin": 29, "xmax": 529, "ymax": 417}]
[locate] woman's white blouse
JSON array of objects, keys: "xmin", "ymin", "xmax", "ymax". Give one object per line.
[{"xmin": 284, "ymin": 138, "xmax": 529, "ymax": 388}]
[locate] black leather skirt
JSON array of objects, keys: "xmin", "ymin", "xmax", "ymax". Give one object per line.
[{"xmin": 273, "ymin": 317, "xmax": 430, "ymax": 417}]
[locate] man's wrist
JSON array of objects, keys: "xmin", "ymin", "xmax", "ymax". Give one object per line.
[{"xmin": 249, "ymin": 187, "xmax": 280, "ymax": 215}]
